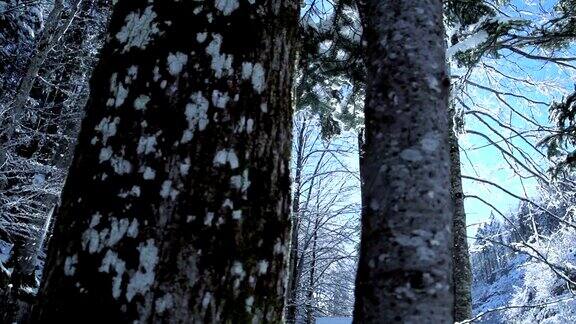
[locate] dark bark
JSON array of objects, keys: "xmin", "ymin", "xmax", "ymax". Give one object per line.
[
  {"xmin": 449, "ymin": 114, "xmax": 472, "ymax": 322},
  {"xmin": 32, "ymin": 0, "xmax": 299, "ymax": 322},
  {"xmin": 353, "ymin": 0, "xmax": 454, "ymax": 322}
]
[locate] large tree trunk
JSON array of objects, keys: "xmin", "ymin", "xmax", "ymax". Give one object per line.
[
  {"xmin": 449, "ymin": 111, "xmax": 472, "ymax": 321},
  {"xmin": 353, "ymin": 0, "xmax": 454, "ymax": 322},
  {"xmin": 32, "ymin": 0, "xmax": 299, "ymax": 322}
]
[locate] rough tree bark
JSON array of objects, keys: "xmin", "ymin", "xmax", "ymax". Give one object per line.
[
  {"xmin": 353, "ymin": 0, "xmax": 454, "ymax": 322},
  {"xmin": 449, "ymin": 110, "xmax": 472, "ymax": 322},
  {"xmin": 32, "ymin": 0, "xmax": 299, "ymax": 322}
]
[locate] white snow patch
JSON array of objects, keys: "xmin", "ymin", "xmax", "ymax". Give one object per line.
[
  {"xmin": 167, "ymin": 52, "xmax": 188, "ymax": 76},
  {"xmin": 99, "ymin": 146, "xmax": 113, "ymax": 163},
  {"xmin": 222, "ymin": 199, "xmax": 233, "ymax": 209},
  {"xmin": 251, "ymin": 63, "xmax": 266, "ymax": 93},
  {"xmin": 246, "ymin": 118, "xmax": 254, "ymax": 133},
  {"xmin": 143, "ymin": 166, "xmax": 156, "ymax": 180},
  {"xmin": 245, "ymin": 296, "xmax": 254, "ymax": 311},
  {"xmin": 64, "ymin": 254, "xmax": 78, "ymax": 276},
  {"xmin": 155, "ymin": 293, "xmax": 174, "ymax": 313},
  {"xmin": 126, "ymin": 239, "xmax": 159, "ymax": 301},
  {"xmin": 202, "ymin": 292, "xmax": 212, "ymax": 308},
  {"xmin": 137, "ymin": 135, "xmax": 157, "ymax": 155},
  {"xmin": 116, "ymin": 6, "xmax": 159, "ymax": 53},
  {"xmin": 180, "ymin": 158, "xmax": 191, "ymax": 176},
  {"xmin": 241, "ymin": 62, "xmax": 253, "ymax": 80},
  {"xmin": 99, "ymin": 250, "xmax": 126, "ymax": 299},
  {"xmin": 127, "ymin": 218, "xmax": 139, "ymax": 238},
  {"xmin": 213, "ymin": 149, "xmax": 239, "ymax": 169},
  {"xmin": 134, "ymin": 95, "xmax": 150, "ymax": 110},
  {"xmin": 215, "ymin": 0, "xmax": 239, "ymax": 15},
  {"xmin": 231, "ymin": 261, "xmax": 245, "ymax": 278},
  {"xmin": 110, "ymin": 156, "xmax": 133, "ymax": 175},
  {"xmin": 204, "ymin": 212, "xmax": 214, "ymax": 226},
  {"xmin": 446, "ymin": 30, "xmax": 489, "ymax": 58},
  {"xmin": 160, "ymin": 180, "xmax": 176, "ymax": 199},
  {"xmin": 181, "ymin": 92, "xmax": 209, "ymax": 143},
  {"xmin": 211, "ymin": 90, "xmax": 230, "ymax": 109},
  {"xmin": 257, "ymin": 260, "xmax": 269, "ymax": 274},
  {"xmin": 196, "ymin": 32, "xmax": 207, "ymax": 43},
  {"xmin": 205, "ymin": 34, "xmax": 233, "ymax": 78},
  {"xmin": 96, "ymin": 116, "xmax": 120, "ymax": 145}
]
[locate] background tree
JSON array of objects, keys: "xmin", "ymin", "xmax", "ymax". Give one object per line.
[
  {"xmin": 0, "ymin": 0, "xmax": 110, "ymax": 321},
  {"xmin": 32, "ymin": 0, "xmax": 299, "ymax": 322},
  {"xmin": 286, "ymin": 111, "xmax": 360, "ymax": 323}
]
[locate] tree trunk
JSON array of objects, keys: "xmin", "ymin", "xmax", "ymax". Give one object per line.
[
  {"xmin": 449, "ymin": 112, "xmax": 472, "ymax": 322},
  {"xmin": 32, "ymin": 1, "xmax": 299, "ymax": 322},
  {"xmin": 353, "ymin": 0, "xmax": 454, "ymax": 322},
  {"xmin": 286, "ymin": 115, "xmax": 307, "ymax": 323},
  {"xmin": 305, "ymin": 209, "xmax": 319, "ymax": 324}
]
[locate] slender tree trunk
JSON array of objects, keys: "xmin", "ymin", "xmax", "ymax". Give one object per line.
[
  {"xmin": 286, "ymin": 115, "xmax": 307, "ymax": 323},
  {"xmin": 305, "ymin": 215, "xmax": 319, "ymax": 324},
  {"xmin": 449, "ymin": 112, "xmax": 472, "ymax": 322},
  {"xmin": 353, "ymin": 0, "xmax": 454, "ymax": 322},
  {"xmin": 32, "ymin": 1, "xmax": 299, "ymax": 322}
]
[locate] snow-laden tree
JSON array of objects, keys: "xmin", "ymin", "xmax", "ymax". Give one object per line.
[
  {"xmin": 0, "ymin": 1, "xmax": 111, "ymax": 321},
  {"xmin": 32, "ymin": 0, "xmax": 299, "ymax": 321},
  {"xmin": 286, "ymin": 111, "xmax": 359, "ymax": 323},
  {"xmin": 353, "ymin": 0, "xmax": 454, "ymax": 322}
]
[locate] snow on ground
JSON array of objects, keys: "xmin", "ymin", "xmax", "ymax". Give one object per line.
[{"xmin": 316, "ymin": 317, "xmax": 352, "ymax": 324}]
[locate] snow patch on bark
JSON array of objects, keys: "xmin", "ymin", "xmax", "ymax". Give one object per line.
[
  {"xmin": 134, "ymin": 94, "xmax": 150, "ymax": 110},
  {"xmin": 137, "ymin": 135, "xmax": 157, "ymax": 155},
  {"xmin": 167, "ymin": 52, "xmax": 188, "ymax": 76},
  {"xmin": 205, "ymin": 34, "xmax": 233, "ymax": 78},
  {"xmin": 99, "ymin": 250, "xmax": 126, "ymax": 299},
  {"xmin": 64, "ymin": 254, "xmax": 78, "ymax": 276},
  {"xmin": 213, "ymin": 149, "xmax": 239, "ymax": 169},
  {"xmin": 116, "ymin": 6, "xmax": 159, "ymax": 53},
  {"xmin": 211, "ymin": 90, "xmax": 230, "ymax": 109},
  {"xmin": 181, "ymin": 92, "xmax": 209, "ymax": 143},
  {"xmin": 126, "ymin": 239, "xmax": 159, "ymax": 301},
  {"xmin": 215, "ymin": 0, "xmax": 239, "ymax": 15}
]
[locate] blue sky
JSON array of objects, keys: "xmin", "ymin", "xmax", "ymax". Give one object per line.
[{"xmin": 456, "ymin": 0, "xmax": 576, "ymax": 237}]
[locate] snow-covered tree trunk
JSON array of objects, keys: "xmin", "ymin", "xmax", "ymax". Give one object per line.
[
  {"xmin": 353, "ymin": 0, "xmax": 454, "ymax": 322},
  {"xmin": 32, "ymin": 0, "xmax": 299, "ymax": 322},
  {"xmin": 449, "ymin": 110, "xmax": 472, "ymax": 322}
]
